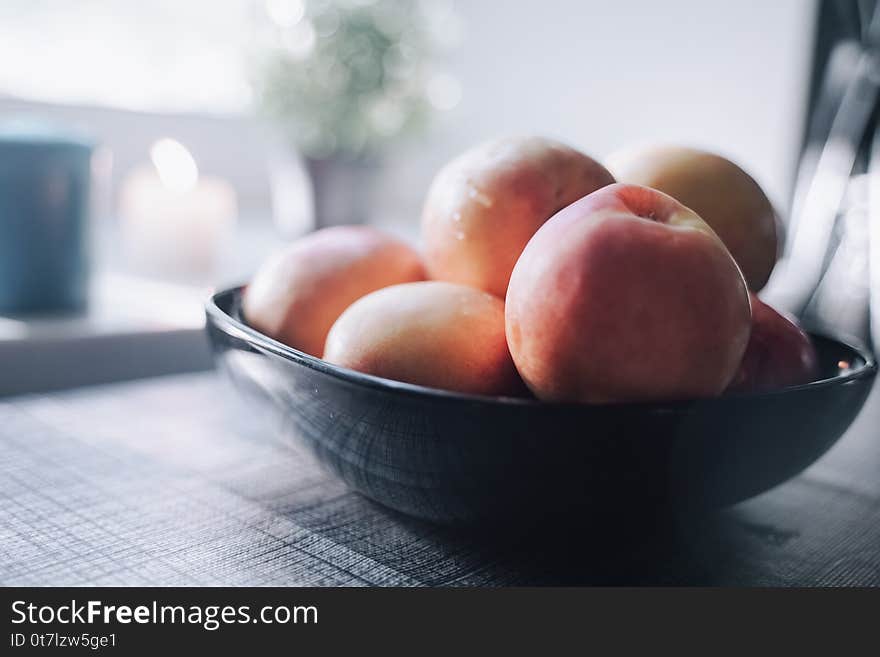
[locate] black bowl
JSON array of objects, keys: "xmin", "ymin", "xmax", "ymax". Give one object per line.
[{"xmin": 206, "ymin": 287, "xmax": 876, "ymax": 526}]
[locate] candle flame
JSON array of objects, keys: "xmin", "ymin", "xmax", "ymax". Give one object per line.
[
  {"xmin": 150, "ymin": 138, "xmax": 199, "ymax": 193},
  {"xmin": 265, "ymin": 0, "xmax": 305, "ymax": 27}
]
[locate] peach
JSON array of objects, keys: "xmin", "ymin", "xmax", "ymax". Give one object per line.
[
  {"xmin": 606, "ymin": 146, "xmax": 777, "ymax": 290},
  {"xmin": 422, "ymin": 136, "xmax": 614, "ymax": 298},
  {"xmin": 727, "ymin": 293, "xmax": 818, "ymax": 393},
  {"xmin": 506, "ymin": 183, "xmax": 752, "ymax": 403},
  {"xmin": 324, "ymin": 281, "xmax": 524, "ymax": 396},
  {"xmin": 243, "ymin": 225, "xmax": 425, "ymax": 357}
]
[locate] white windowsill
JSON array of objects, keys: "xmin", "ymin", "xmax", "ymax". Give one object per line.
[{"xmin": 0, "ymin": 273, "xmax": 215, "ymax": 396}]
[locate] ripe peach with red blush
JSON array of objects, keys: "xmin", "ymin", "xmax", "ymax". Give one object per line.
[
  {"xmin": 324, "ymin": 281, "xmax": 524, "ymax": 396},
  {"xmin": 422, "ymin": 136, "xmax": 614, "ymax": 298},
  {"xmin": 243, "ymin": 226, "xmax": 425, "ymax": 357},
  {"xmin": 505, "ymin": 183, "xmax": 752, "ymax": 403},
  {"xmin": 727, "ymin": 293, "xmax": 818, "ymax": 393}
]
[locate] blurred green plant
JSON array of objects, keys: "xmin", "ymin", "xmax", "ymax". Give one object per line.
[{"xmin": 252, "ymin": 0, "xmax": 451, "ymax": 159}]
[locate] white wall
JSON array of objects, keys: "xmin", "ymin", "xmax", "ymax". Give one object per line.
[{"xmin": 376, "ymin": 0, "xmax": 817, "ymax": 233}]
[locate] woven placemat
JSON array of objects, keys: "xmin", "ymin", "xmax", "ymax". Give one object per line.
[{"xmin": 2, "ymin": 373, "xmax": 878, "ymax": 586}]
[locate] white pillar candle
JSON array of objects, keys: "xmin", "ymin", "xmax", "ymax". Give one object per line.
[{"xmin": 119, "ymin": 138, "xmax": 237, "ymax": 281}]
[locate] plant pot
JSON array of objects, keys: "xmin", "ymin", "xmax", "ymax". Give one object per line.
[{"xmin": 304, "ymin": 155, "xmax": 377, "ymax": 228}]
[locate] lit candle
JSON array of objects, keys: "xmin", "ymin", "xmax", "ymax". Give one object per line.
[{"xmin": 119, "ymin": 138, "xmax": 237, "ymax": 281}]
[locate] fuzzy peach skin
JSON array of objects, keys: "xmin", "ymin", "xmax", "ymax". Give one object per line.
[
  {"xmin": 727, "ymin": 293, "xmax": 818, "ymax": 393},
  {"xmin": 422, "ymin": 136, "xmax": 615, "ymax": 298},
  {"xmin": 505, "ymin": 183, "xmax": 752, "ymax": 403},
  {"xmin": 324, "ymin": 281, "xmax": 524, "ymax": 396},
  {"xmin": 243, "ymin": 226, "xmax": 425, "ymax": 357},
  {"xmin": 606, "ymin": 146, "xmax": 777, "ymax": 291}
]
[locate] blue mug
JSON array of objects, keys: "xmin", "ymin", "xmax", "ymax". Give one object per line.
[{"xmin": 0, "ymin": 122, "xmax": 93, "ymax": 314}]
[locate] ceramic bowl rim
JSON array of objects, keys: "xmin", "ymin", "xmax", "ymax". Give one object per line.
[{"xmin": 207, "ymin": 286, "xmax": 877, "ymax": 411}]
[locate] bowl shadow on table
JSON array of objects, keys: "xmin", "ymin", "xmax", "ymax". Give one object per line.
[
  {"xmin": 451, "ymin": 510, "xmax": 776, "ymax": 586},
  {"xmin": 267, "ymin": 472, "xmax": 782, "ymax": 586}
]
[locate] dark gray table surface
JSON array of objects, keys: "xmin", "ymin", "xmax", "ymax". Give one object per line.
[{"xmin": 1, "ymin": 371, "xmax": 878, "ymax": 586}]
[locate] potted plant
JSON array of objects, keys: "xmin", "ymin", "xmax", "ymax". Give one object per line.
[{"xmin": 252, "ymin": 0, "xmax": 450, "ymax": 228}]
